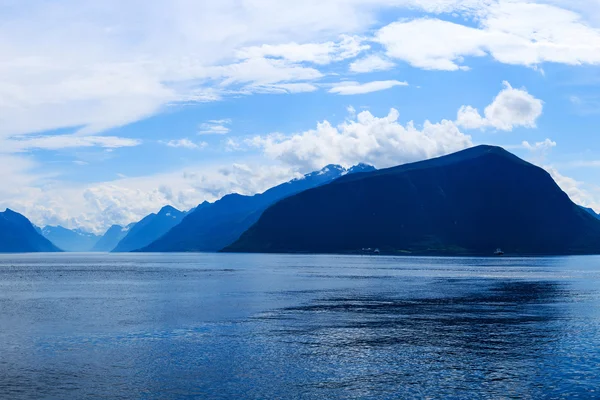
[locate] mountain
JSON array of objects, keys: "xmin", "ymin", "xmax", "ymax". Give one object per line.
[
  {"xmin": 138, "ymin": 163, "xmax": 376, "ymax": 253},
  {"xmin": 111, "ymin": 206, "xmax": 186, "ymax": 252},
  {"xmin": 225, "ymin": 145, "xmax": 600, "ymax": 256},
  {"xmin": 42, "ymin": 226, "xmax": 100, "ymax": 252},
  {"xmin": 0, "ymin": 209, "xmax": 61, "ymax": 253},
  {"xmin": 581, "ymin": 206, "xmax": 600, "ymax": 220},
  {"xmin": 90, "ymin": 223, "xmax": 135, "ymax": 252}
]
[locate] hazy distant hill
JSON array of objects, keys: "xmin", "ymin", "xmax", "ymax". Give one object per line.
[
  {"xmin": 0, "ymin": 209, "xmax": 61, "ymax": 253},
  {"xmin": 42, "ymin": 226, "xmax": 99, "ymax": 252},
  {"xmin": 225, "ymin": 145, "xmax": 600, "ymax": 256},
  {"xmin": 112, "ymin": 206, "xmax": 186, "ymax": 252},
  {"xmin": 91, "ymin": 223, "xmax": 135, "ymax": 252},
  {"xmin": 139, "ymin": 163, "xmax": 376, "ymax": 253}
]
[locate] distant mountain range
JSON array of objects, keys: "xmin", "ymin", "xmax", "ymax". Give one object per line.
[
  {"xmin": 225, "ymin": 145, "xmax": 600, "ymax": 256},
  {"xmin": 5, "ymin": 146, "xmax": 600, "ymax": 256},
  {"xmin": 138, "ymin": 163, "xmax": 376, "ymax": 253},
  {"xmin": 0, "ymin": 209, "xmax": 60, "ymax": 253},
  {"xmin": 111, "ymin": 206, "xmax": 187, "ymax": 252},
  {"xmin": 91, "ymin": 224, "xmax": 135, "ymax": 252},
  {"xmin": 42, "ymin": 226, "xmax": 100, "ymax": 252}
]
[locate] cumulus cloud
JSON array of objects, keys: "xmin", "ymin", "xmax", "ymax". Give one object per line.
[
  {"xmin": 329, "ymin": 80, "xmax": 408, "ymax": 95},
  {"xmin": 522, "ymin": 138, "xmax": 556, "ymax": 152},
  {"xmin": 456, "ymin": 82, "xmax": 543, "ymax": 131},
  {"xmin": 245, "ymin": 107, "xmax": 472, "ymax": 171},
  {"xmin": 244, "ymin": 81, "xmax": 543, "ymax": 171},
  {"xmin": 0, "ymin": 161, "xmax": 302, "ymax": 233},
  {"xmin": 544, "ymin": 166, "xmax": 600, "ymax": 211}
]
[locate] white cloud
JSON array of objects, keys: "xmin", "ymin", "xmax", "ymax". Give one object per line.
[
  {"xmin": 376, "ymin": 2, "xmax": 600, "ymax": 71},
  {"xmin": 1, "ymin": 0, "xmax": 598, "ymax": 138},
  {"xmin": 349, "ymin": 54, "xmax": 395, "ymax": 73},
  {"xmin": 244, "ymin": 80, "xmax": 544, "ymax": 171},
  {"xmin": 0, "ymin": 159, "xmax": 303, "ymax": 234},
  {"xmin": 456, "ymin": 81, "xmax": 543, "ymax": 131},
  {"xmin": 0, "ymin": 1, "xmax": 379, "ymax": 138},
  {"xmin": 0, "ymin": 135, "xmax": 141, "ymax": 153},
  {"xmin": 4, "ymin": 0, "xmax": 600, "ymax": 233},
  {"xmin": 544, "ymin": 166, "xmax": 600, "ymax": 211},
  {"xmin": 519, "ymin": 138, "xmax": 556, "ymax": 165},
  {"xmin": 246, "ymin": 107, "xmax": 472, "ymax": 171},
  {"xmin": 198, "ymin": 119, "xmax": 232, "ymax": 135},
  {"xmin": 236, "ymin": 35, "xmax": 368, "ymax": 65},
  {"xmin": 213, "ymin": 57, "xmax": 324, "ymax": 87},
  {"xmin": 346, "ymin": 105, "xmax": 357, "ymax": 117},
  {"xmin": 522, "ymin": 138, "xmax": 556, "ymax": 151},
  {"xmin": 240, "ymin": 83, "xmax": 319, "ymax": 94},
  {"xmin": 329, "ymin": 80, "xmax": 408, "ymax": 95},
  {"xmin": 160, "ymin": 139, "xmax": 207, "ymax": 150},
  {"xmin": 377, "ymin": 18, "xmax": 486, "ymax": 71}
]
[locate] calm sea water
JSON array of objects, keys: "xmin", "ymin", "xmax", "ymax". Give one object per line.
[{"xmin": 0, "ymin": 253, "xmax": 599, "ymax": 399}]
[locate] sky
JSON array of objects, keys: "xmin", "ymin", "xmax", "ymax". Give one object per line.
[{"xmin": 2, "ymin": 0, "xmax": 600, "ymax": 233}]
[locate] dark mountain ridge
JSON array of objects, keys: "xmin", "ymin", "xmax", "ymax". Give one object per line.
[
  {"xmin": 0, "ymin": 209, "xmax": 61, "ymax": 253},
  {"xmin": 581, "ymin": 206, "xmax": 600, "ymax": 220},
  {"xmin": 138, "ymin": 163, "xmax": 376, "ymax": 252},
  {"xmin": 225, "ymin": 145, "xmax": 600, "ymax": 256}
]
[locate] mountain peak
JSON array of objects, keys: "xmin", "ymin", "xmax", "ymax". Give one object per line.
[
  {"xmin": 0, "ymin": 210, "xmax": 61, "ymax": 253},
  {"xmin": 320, "ymin": 164, "xmax": 345, "ymax": 172},
  {"xmin": 139, "ymin": 162, "xmax": 363, "ymax": 253},
  {"xmin": 158, "ymin": 205, "xmax": 181, "ymax": 217},
  {"xmin": 301, "ymin": 164, "xmax": 346, "ymax": 179},
  {"xmin": 347, "ymin": 163, "xmax": 376, "ymax": 174},
  {"xmin": 225, "ymin": 146, "xmax": 600, "ymax": 256}
]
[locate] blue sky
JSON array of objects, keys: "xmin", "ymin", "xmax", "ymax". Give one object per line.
[{"xmin": 2, "ymin": 0, "xmax": 600, "ymax": 232}]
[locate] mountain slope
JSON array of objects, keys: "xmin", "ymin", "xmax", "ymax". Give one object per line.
[
  {"xmin": 225, "ymin": 145, "xmax": 600, "ymax": 256},
  {"xmin": 112, "ymin": 206, "xmax": 185, "ymax": 252},
  {"xmin": 42, "ymin": 226, "xmax": 99, "ymax": 252},
  {"xmin": 139, "ymin": 164, "xmax": 376, "ymax": 253},
  {"xmin": 0, "ymin": 209, "xmax": 61, "ymax": 253},
  {"xmin": 582, "ymin": 207, "xmax": 600, "ymax": 220},
  {"xmin": 91, "ymin": 224, "xmax": 135, "ymax": 252}
]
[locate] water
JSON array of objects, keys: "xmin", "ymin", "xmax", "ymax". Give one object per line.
[{"xmin": 1, "ymin": 253, "xmax": 599, "ymax": 399}]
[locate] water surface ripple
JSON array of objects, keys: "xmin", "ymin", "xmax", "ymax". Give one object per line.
[{"xmin": 0, "ymin": 253, "xmax": 599, "ymax": 399}]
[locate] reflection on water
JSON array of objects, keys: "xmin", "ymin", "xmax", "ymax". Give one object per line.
[{"xmin": 0, "ymin": 253, "xmax": 599, "ymax": 399}]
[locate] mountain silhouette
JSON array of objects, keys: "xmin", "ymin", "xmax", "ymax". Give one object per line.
[
  {"xmin": 138, "ymin": 164, "xmax": 376, "ymax": 252},
  {"xmin": 581, "ymin": 206, "xmax": 600, "ymax": 220},
  {"xmin": 0, "ymin": 209, "xmax": 61, "ymax": 253},
  {"xmin": 112, "ymin": 206, "xmax": 186, "ymax": 252},
  {"xmin": 225, "ymin": 146, "xmax": 600, "ymax": 256}
]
